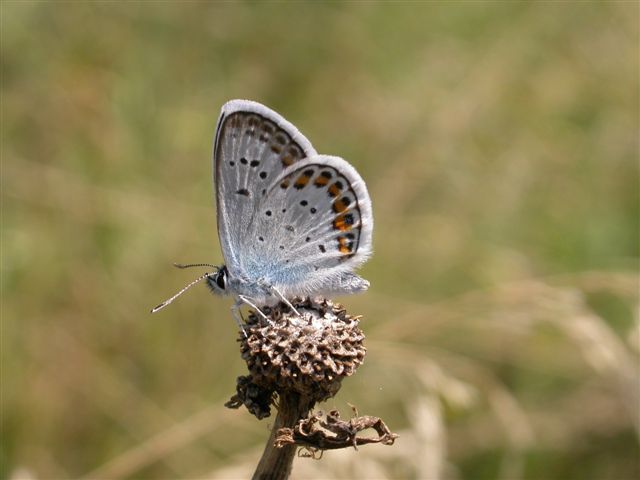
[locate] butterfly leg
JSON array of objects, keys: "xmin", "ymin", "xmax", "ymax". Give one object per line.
[
  {"xmin": 230, "ymin": 300, "xmax": 248, "ymax": 338},
  {"xmin": 259, "ymin": 281, "xmax": 301, "ymax": 317},
  {"xmin": 237, "ymin": 295, "xmax": 274, "ymax": 326}
]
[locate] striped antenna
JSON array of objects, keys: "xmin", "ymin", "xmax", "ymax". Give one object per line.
[
  {"xmin": 151, "ymin": 269, "xmax": 217, "ymax": 313},
  {"xmin": 173, "ymin": 262, "xmax": 218, "ymax": 269}
]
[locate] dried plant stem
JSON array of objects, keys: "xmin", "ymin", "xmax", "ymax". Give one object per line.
[
  {"xmin": 252, "ymin": 392, "xmax": 314, "ymax": 480},
  {"xmin": 228, "ymin": 300, "xmax": 395, "ymax": 478}
]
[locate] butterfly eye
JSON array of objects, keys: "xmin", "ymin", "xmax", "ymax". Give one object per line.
[{"xmin": 216, "ymin": 268, "xmax": 226, "ymax": 290}]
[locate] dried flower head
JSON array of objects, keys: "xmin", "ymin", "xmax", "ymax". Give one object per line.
[{"xmin": 226, "ymin": 297, "xmax": 366, "ymax": 418}]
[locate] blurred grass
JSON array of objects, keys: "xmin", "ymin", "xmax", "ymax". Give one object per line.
[{"xmin": 2, "ymin": 2, "xmax": 638, "ymax": 479}]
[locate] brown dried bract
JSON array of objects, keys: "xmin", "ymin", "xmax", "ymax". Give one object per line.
[
  {"xmin": 225, "ymin": 375, "xmax": 274, "ymax": 420},
  {"xmin": 274, "ymin": 409, "xmax": 399, "ymax": 452}
]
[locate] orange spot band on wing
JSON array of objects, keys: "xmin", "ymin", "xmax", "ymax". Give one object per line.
[
  {"xmin": 281, "ymin": 155, "xmax": 294, "ymax": 167},
  {"xmin": 337, "ymin": 236, "xmax": 352, "ymax": 254},
  {"xmin": 294, "ymin": 169, "xmax": 314, "ymax": 189},
  {"xmin": 328, "ymin": 183, "xmax": 342, "ymax": 197},
  {"xmin": 333, "ymin": 213, "xmax": 354, "ymax": 231},
  {"xmin": 314, "ymin": 176, "xmax": 329, "ymax": 187},
  {"xmin": 294, "ymin": 176, "xmax": 309, "ymax": 188},
  {"xmin": 333, "ymin": 197, "xmax": 349, "ymax": 213}
]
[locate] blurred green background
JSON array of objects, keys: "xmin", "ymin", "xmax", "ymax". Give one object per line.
[{"xmin": 2, "ymin": 2, "xmax": 638, "ymax": 479}]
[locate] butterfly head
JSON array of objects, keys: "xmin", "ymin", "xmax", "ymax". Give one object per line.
[{"xmin": 206, "ymin": 265, "xmax": 228, "ymax": 295}]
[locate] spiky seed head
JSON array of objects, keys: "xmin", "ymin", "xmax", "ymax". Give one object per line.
[{"xmin": 229, "ymin": 297, "xmax": 366, "ymax": 418}]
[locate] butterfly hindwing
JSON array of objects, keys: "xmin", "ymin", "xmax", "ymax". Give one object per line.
[{"xmin": 238, "ymin": 155, "xmax": 373, "ymax": 292}]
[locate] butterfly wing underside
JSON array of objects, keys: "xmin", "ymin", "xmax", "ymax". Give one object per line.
[
  {"xmin": 214, "ymin": 100, "xmax": 316, "ymax": 277},
  {"xmin": 240, "ymin": 155, "xmax": 373, "ymax": 296}
]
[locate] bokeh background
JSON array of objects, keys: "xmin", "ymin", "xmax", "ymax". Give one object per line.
[{"xmin": 2, "ymin": 2, "xmax": 639, "ymax": 479}]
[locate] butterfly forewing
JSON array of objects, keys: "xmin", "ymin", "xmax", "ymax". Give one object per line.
[{"xmin": 214, "ymin": 100, "xmax": 316, "ymax": 276}]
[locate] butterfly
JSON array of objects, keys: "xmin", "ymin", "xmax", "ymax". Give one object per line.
[{"xmin": 152, "ymin": 100, "xmax": 373, "ymax": 325}]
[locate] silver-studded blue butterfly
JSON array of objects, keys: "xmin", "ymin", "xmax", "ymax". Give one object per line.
[{"xmin": 152, "ymin": 100, "xmax": 373, "ymax": 325}]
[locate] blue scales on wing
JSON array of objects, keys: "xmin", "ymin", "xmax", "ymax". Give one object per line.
[
  {"xmin": 239, "ymin": 155, "xmax": 373, "ymax": 298},
  {"xmin": 214, "ymin": 100, "xmax": 316, "ymax": 279}
]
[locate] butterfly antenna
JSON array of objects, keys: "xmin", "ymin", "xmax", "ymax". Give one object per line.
[
  {"xmin": 151, "ymin": 271, "xmax": 214, "ymax": 313},
  {"xmin": 173, "ymin": 262, "xmax": 218, "ymax": 269}
]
